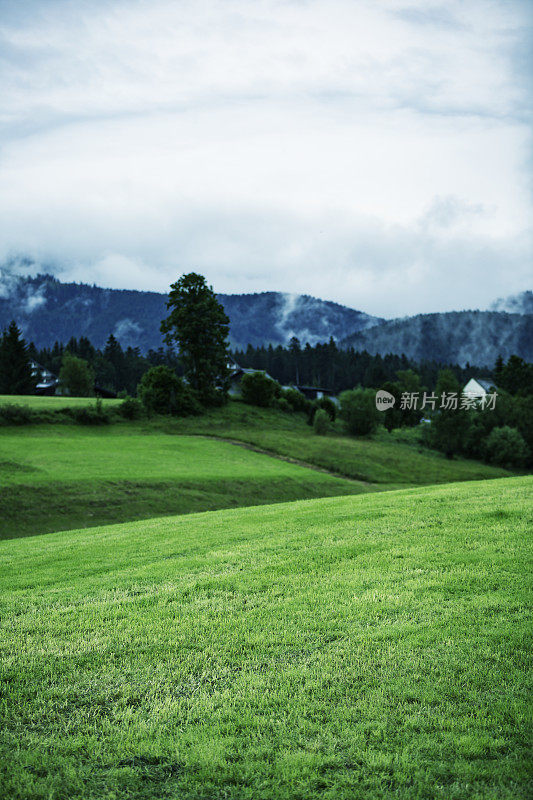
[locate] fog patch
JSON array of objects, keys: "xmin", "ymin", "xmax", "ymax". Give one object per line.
[{"xmin": 114, "ymin": 318, "xmax": 143, "ymax": 347}]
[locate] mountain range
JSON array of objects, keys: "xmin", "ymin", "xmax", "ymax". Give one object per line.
[
  {"xmin": 0, "ymin": 270, "xmax": 380, "ymax": 352},
  {"xmin": 0, "ymin": 266, "xmax": 531, "ymax": 367}
]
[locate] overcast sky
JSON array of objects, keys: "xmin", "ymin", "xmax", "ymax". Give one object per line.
[{"xmin": 0, "ymin": 0, "xmax": 531, "ymax": 317}]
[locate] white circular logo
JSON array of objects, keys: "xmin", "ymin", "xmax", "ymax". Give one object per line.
[{"xmin": 375, "ymin": 389, "xmax": 396, "ymax": 411}]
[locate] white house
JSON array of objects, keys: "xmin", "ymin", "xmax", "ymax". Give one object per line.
[
  {"xmin": 30, "ymin": 360, "xmax": 59, "ymax": 395},
  {"xmin": 462, "ymin": 377, "xmax": 495, "ymax": 400}
]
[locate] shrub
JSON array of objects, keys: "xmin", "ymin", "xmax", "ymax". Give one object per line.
[
  {"xmin": 59, "ymin": 354, "xmax": 94, "ymax": 397},
  {"xmin": 69, "ymin": 401, "xmax": 110, "ymax": 425},
  {"xmin": 137, "ymin": 366, "xmax": 201, "ymax": 416},
  {"xmin": 484, "ymin": 426, "xmax": 529, "ymax": 469},
  {"xmin": 313, "ymin": 408, "xmax": 330, "ymax": 435},
  {"xmin": 118, "ymin": 397, "xmax": 145, "ymax": 420},
  {"xmin": 0, "ymin": 403, "xmax": 33, "ymax": 425},
  {"xmin": 274, "ymin": 397, "xmax": 291, "ymax": 413},
  {"xmin": 339, "ymin": 388, "xmax": 381, "ymax": 436},
  {"xmin": 317, "ymin": 396, "xmax": 336, "ymax": 421},
  {"xmin": 240, "ymin": 371, "xmax": 280, "ymax": 407},
  {"xmin": 282, "ymin": 388, "xmax": 310, "ymax": 414}
]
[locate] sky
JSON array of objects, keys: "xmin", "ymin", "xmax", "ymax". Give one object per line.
[{"xmin": 0, "ymin": 0, "xmax": 531, "ymax": 317}]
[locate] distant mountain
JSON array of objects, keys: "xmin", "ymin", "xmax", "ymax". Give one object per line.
[
  {"xmin": 490, "ymin": 290, "xmax": 533, "ymax": 315},
  {"xmin": 0, "ymin": 270, "xmax": 380, "ymax": 352},
  {"xmin": 341, "ymin": 310, "xmax": 533, "ymax": 367},
  {"xmin": 1, "ymin": 263, "xmax": 530, "ymax": 366}
]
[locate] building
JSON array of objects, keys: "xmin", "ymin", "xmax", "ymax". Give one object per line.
[
  {"xmin": 30, "ymin": 360, "xmax": 117, "ymax": 398},
  {"xmin": 227, "ymin": 362, "xmax": 275, "ymax": 397},
  {"xmin": 462, "ymin": 377, "xmax": 496, "ymax": 400},
  {"xmin": 290, "ymin": 384, "xmax": 335, "ymax": 401},
  {"xmin": 30, "ymin": 361, "xmax": 59, "ymax": 395},
  {"xmin": 227, "ymin": 359, "xmax": 336, "ymax": 402}
]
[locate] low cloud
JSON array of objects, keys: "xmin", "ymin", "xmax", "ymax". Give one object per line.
[{"xmin": 113, "ymin": 317, "xmax": 143, "ymax": 346}]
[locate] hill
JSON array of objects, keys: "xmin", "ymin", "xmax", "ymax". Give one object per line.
[
  {"xmin": 342, "ymin": 309, "xmax": 533, "ymax": 366},
  {"xmin": 0, "ymin": 268, "xmax": 379, "ymax": 351},
  {"xmin": 1, "ymin": 476, "xmax": 530, "ymax": 799},
  {"xmin": 0, "ymin": 401, "xmax": 511, "ymax": 539}
]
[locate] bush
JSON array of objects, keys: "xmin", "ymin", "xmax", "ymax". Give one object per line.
[
  {"xmin": 339, "ymin": 388, "xmax": 381, "ymax": 436},
  {"xmin": 240, "ymin": 371, "xmax": 280, "ymax": 407},
  {"xmin": 137, "ymin": 366, "xmax": 201, "ymax": 416},
  {"xmin": 59, "ymin": 354, "xmax": 95, "ymax": 397},
  {"xmin": 274, "ymin": 397, "xmax": 291, "ymax": 413},
  {"xmin": 313, "ymin": 408, "xmax": 330, "ymax": 435},
  {"xmin": 0, "ymin": 403, "xmax": 33, "ymax": 425},
  {"xmin": 317, "ymin": 396, "xmax": 336, "ymax": 422},
  {"xmin": 68, "ymin": 401, "xmax": 110, "ymax": 425},
  {"xmin": 484, "ymin": 426, "xmax": 529, "ymax": 469},
  {"xmin": 118, "ymin": 397, "xmax": 145, "ymax": 420},
  {"xmin": 308, "ymin": 396, "xmax": 337, "ymax": 424},
  {"xmin": 282, "ymin": 388, "xmax": 310, "ymax": 414}
]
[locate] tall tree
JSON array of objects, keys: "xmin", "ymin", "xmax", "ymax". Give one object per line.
[
  {"xmin": 59, "ymin": 354, "xmax": 94, "ymax": 397},
  {"xmin": 288, "ymin": 336, "xmax": 301, "ymax": 384},
  {"xmin": 0, "ymin": 320, "xmax": 36, "ymax": 395},
  {"xmin": 160, "ymin": 273, "xmax": 230, "ymax": 404}
]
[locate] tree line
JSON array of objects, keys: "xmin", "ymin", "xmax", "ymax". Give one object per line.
[
  {"xmin": 3, "ymin": 328, "xmax": 494, "ymax": 399},
  {"xmin": 232, "ymin": 337, "xmax": 491, "ymax": 394}
]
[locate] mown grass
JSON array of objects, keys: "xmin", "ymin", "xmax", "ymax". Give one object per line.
[
  {"xmin": 0, "ymin": 427, "xmax": 363, "ymax": 540},
  {"xmin": 1, "ymin": 476, "xmax": 531, "ymax": 799}
]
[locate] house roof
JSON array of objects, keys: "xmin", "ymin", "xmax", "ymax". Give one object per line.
[
  {"xmin": 471, "ymin": 378, "xmax": 495, "ymax": 392},
  {"xmin": 295, "ymin": 384, "xmax": 331, "ymax": 393},
  {"xmin": 229, "ymin": 365, "xmax": 274, "ymax": 382}
]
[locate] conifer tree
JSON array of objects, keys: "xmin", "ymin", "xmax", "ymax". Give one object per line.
[{"xmin": 0, "ymin": 320, "xmax": 36, "ymax": 395}]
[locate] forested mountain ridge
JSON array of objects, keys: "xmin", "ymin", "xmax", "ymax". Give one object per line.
[
  {"xmin": 341, "ymin": 309, "xmax": 533, "ymax": 366},
  {"xmin": 0, "ymin": 271, "xmax": 380, "ymax": 351},
  {"xmin": 0, "ymin": 267, "xmax": 531, "ymax": 366}
]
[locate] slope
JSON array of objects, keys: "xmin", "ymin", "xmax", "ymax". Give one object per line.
[
  {"xmin": 0, "ymin": 476, "xmax": 531, "ymax": 799},
  {"xmin": 342, "ymin": 309, "xmax": 533, "ymax": 366}
]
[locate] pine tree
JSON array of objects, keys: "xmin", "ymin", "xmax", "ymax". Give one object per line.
[{"xmin": 0, "ymin": 321, "xmax": 36, "ymax": 395}]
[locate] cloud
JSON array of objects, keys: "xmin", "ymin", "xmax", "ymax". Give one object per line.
[
  {"xmin": 22, "ymin": 284, "xmax": 46, "ymax": 313},
  {"xmin": 0, "ymin": 0, "xmax": 531, "ymax": 316},
  {"xmin": 113, "ymin": 317, "xmax": 143, "ymax": 346}
]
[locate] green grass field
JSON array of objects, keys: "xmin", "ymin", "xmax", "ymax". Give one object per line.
[
  {"xmin": 0, "ymin": 402, "xmax": 513, "ymax": 540},
  {"xmin": 152, "ymin": 402, "xmax": 513, "ymax": 485},
  {"xmin": 0, "ymin": 427, "xmax": 364, "ymax": 540},
  {"xmin": 1, "ymin": 476, "xmax": 531, "ymax": 799},
  {"xmin": 1, "ymin": 414, "xmax": 512, "ymax": 543},
  {"xmin": 0, "ymin": 394, "xmax": 122, "ymax": 409}
]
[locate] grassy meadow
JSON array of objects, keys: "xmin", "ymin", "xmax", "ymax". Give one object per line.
[
  {"xmin": 0, "ymin": 401, "xmax": 512, "ymax": 540},
  {"xmin": 0, "ymin": 394, "xmax": 123, "ymax": 409},
  {"xmin": 1, "ymin": 476, "xmax": 531, "ymax": 799},
  {"xmin": 148, "ymin": 402, "xmax": 513, "ymax": 485},
  {"xmin": 0, "ymin": 426, "xmax": 362, "ymax": 540}
]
